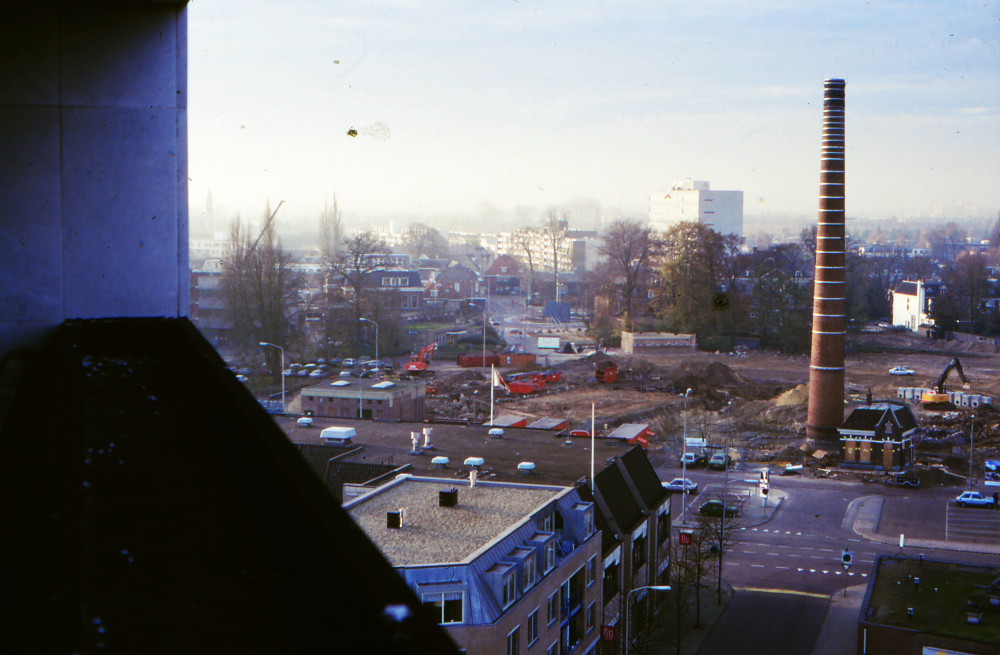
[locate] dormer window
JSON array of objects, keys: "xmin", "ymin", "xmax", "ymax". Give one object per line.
[
  {"xmin": 584, "ymin": 508, "xmax": 594, "ymax": 536},
  {"xmin": 502, "ymin": 572, "xmax": 516, "ymax": 608},
  {"xmin": 538, "ymin": 514, "xmax": 553, "ymax": 533}
]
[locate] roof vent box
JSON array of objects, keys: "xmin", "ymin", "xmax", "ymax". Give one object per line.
[
  {"xmin": 439, "ymin": 488, "xmax": 459, "ymax": 507},
  {"xmin": 387, "ymin": 509, "xmax": 406, "ymax": 529}
]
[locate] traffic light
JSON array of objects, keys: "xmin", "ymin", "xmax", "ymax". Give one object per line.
[
  {"xmin": 841, "ymin": 549, "xmax": 853, "ymax": 568},
  {"xmin": 761, "ymin": 487, "xmax": 769, "ymax": 497}
]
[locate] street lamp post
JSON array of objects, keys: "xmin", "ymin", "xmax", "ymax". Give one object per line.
[
  {"xmin": 259, "ymin": 342, "xmax": 285, "ymax": 414},
  {"xmin": 682, "ymin": 388, "xmax": 692, "ymax": 521},
  {"xmin": 719, "ymin": 400, "xmax": 733, "ymax": 603},
  {"xmin": 624, "ymin": 585, "xmax": 671, "ymax": 655},
  {"xmin": 359, "ymin": 317, "xmax": 379, "ymax": 380}
]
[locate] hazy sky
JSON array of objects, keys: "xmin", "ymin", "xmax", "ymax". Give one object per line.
[{"xmin": 188, "ymin": 0, "xmax": 999, "ymax": 226}]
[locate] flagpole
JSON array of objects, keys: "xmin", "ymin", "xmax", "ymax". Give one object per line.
[
  {"xmin": 590, "ymin": 403, "xmax": 594, "ymax": 493},
  {"xmin": 490, "ymin": 364, "xmax": 495, "ymax": 425}
]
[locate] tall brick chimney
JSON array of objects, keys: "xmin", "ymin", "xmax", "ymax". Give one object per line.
[{"xmin": 806, "ymin": 79, "xmax": 846, "ymax": 441}]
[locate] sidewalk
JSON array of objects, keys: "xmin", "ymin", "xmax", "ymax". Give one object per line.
[{"xmin": 810, "ymin": 584, "xmax": 867, "ymax": 655}]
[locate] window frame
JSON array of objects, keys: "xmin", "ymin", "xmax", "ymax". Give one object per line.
[
  {"xmin": 502, "ymin": 572, "xmax": 516, "ymax": 608},
  {"xmin": 587, "ymin": 556, "xmax": 597, "ymax": 587},
  {"xmin": 586, "ymin": 601, "xmax": 596, "ymax": 633},
  {"xmin": 421, "ymin": 590, "xmax": 464, "ymax": 625},
  {"xmin": 527, "ymin": 608, "xmax": 539, "ymax": 647},
  {"xmin": 547, "ymin": 591, "xmax": 558, "ymax": 625},
  {"xmin": 543, "ymin": 539, "xmax": 555, "ymax": 573},
  {"xmin": 507, "ymin": 625, "xmax": 521, "ymax": 655}
]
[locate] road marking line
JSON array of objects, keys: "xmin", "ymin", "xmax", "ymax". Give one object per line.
[
  {"xmin": 796, "ymin": 532, "xmax": 802, "ymax": 535},
  {"xmin": 848, "ymin": 573, "xmax": 855, "ymax": 576},
  {"xmin": 835, "ymin": 571, "xmax": 842, "ymax": 575},
  {"xmin": 797, "ymin": 568, "xmax": 804, "ymax": 571},
  {"xmin": 785, "ymin": 531, "xmax": 792, "ymax": 535},
  {"xmin": 763, "ymin": 529, "xmax": 769, "ymax": 532},
  {"xmin": 809, "ymin": 569, "xmax": 816, "ymax": 573},
  {"xmin": 822, "ymin": 570, "xmax": 829, "ymax": 574},
  {"xmin": 801, "ymin": 547, "xmax": 815, "ymax": 550},
  {"xmin": 751, "ymin": 564, "xmax": 765, "ymax": 568},
  {"xmin": 733, "ymin": 587, "xmax": 829, "ymax": 599},
  {"xmin": 742, "ymin": 550, "xmax": 756, "ymax": 554},
  {"xmin": 810, "ymin": 556, "xmax": 825, "ymax": 559},
  {"xmin": 776, "ymin": 566, "xmax": 790, "ymax": 570},
  {"xmin": 766, "ymin": 553, "xmax": 781, "ymax": 556},
  {"xmin": 848, "ymin": 538, "xmax": 860, "ymax": 542},
  {"xmin": 862, "ymin": 574, "xmax": 868, "ymax": 578}
]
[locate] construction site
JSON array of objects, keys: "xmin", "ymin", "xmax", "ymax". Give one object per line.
[{"xmin": 278, "ymin": 323, "xmax": 1000, "ymax": 490}]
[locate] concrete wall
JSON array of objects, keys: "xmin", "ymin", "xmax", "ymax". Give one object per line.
[{"xmin": 1, "ymin": 2, "xmax": 188, "ymax": 359}]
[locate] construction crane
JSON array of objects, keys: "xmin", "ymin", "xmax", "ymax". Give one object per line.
[{"xmin": 920, "ymin": 358, "xmax": 971, "ymax": 408}]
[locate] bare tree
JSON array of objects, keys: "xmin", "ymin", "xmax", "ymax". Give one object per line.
[
  {"xmin": 221, "ymin": 202, "xmax": 303, "ymax": 374},
  {"xmin": 404, "ymin": 222, "xmax": 449, "ymax": 258},
  {"xmin": 513, "ymin": 230, "xmax": 537, "ymax": 304},
  {"xmin": 543, "ymin": 207, "xmax": 570, "ymax": 301},
  {"xmin": 326, "ymin": 233, "xmax": 391, "ymax": 349},
  {"xmin": 318, "ymin": 194, "xmax": 342, "ymax": 261},
  {"xmin": 599, "ymin": 219, "xmax": 659, "ymax": 331},
  {"xmin": 697, "ymin": 507, "xmax": 742, "ymax": 603}
]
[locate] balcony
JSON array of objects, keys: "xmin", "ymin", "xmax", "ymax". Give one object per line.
[{"xmin": 560, "ymin": 589, "xmax": 583, "ymax": 620}]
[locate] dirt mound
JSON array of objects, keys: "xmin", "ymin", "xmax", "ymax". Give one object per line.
[
  {"xmin": 775, "ymin": 384, "xmax": 809, "ymax": 406},
  {"xmin": 667, "ymin": 360, "xmax": 747, "ymax": 389}
]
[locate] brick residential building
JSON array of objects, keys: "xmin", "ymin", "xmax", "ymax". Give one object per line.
[
  {"xmin": 346, "ymin": 475, "xmax": 604, "ymax": 655},
  {"xmin": 300, "ymin": 378, "xmax": 426, "ymax": 421}
]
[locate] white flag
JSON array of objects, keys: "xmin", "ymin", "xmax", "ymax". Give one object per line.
[{"xmin": 491, "ymin": 366, "xmax": 507, "ymax": 390}]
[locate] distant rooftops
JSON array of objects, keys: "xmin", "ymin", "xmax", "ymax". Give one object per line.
[{"xmin": 346, "ymin": 476, "xmax": 568, "ymax": 566}]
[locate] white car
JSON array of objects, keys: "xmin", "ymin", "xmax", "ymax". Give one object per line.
[
  {"xmin": 955, "ymin": 491, "xmax": 996, "ymax": 508},
  {"xmin": 889, "ymin": 366, "xmax": 915, "ymax": 376},
  {"xmin": 488, "ymin": 428, "xmax": 504, "ymax": 438},
  {"xmin": 662, "ymin": 478, "xmax": 699, "ymax": 494},
  {"xmin": 308, "ymin": 369, "xmax": 325, "ymax": 379}
]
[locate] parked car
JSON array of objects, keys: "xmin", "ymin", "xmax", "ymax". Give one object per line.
[
  {"xmin": 955, "ymin": 491, "xmax": 997, "ymax": 508},
  {"xmin": 708, "ymin": 453, "xmax": 729, "ymax": 470},
  {"xmin": 888, "ymin": 366, "xmax": 915, "ymax": 376},
  {"xmin": 488, "ymin": 428, "xmax": 504, "ymax": 438},
  {"xmin": 308, "ymin": 369, "xmax": 325, "ymax": 379},
  {"xmin": 338, "ymin": 370, "xmax": 360, "ymax": 378},
  {"xmin": 662, "ymin": 478, "xmax": 698, "ymax": 495},
  {"xmin": 282, "ymin": 368, "xmax": 295, "ymax": 377},
  {"xmin": 680, "ymin": 453, "xmax": 705, "ymax": 467},
  {"xmin": 342, "ymin": 358, "xmax": 355, "ymax": 368},
  {"xmin": 698, "ymin": 500, "xmax": 739, "ymax": 518},
  {"xmin": 296, "ymin": 417, "xmax": 313, "ymax": 427},
  {"xmin": 296, "ymin": 369, "xmax": 309, "ymax": 377}
]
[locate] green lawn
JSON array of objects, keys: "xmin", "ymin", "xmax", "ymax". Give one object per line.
[{"xmin": 868, "ymin": 558, "xmax": 1000, "ymax": 643}]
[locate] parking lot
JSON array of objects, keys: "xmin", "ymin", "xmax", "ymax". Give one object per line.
[{"xmin": 945, "ymin": 502, "xmax": 1000, "ymax": 545}]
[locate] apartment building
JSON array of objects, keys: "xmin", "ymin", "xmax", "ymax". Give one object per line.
[
  {"xmin": 346, "ymin": 475, "xmax": 604, "ymax": 655},
  {"xmin": 577, "ymin": 447, "xmax": 670, "ymax": 654},
  {"xmin": 649, "ymin": 179, "xmax": 743, "ymax": 238}
]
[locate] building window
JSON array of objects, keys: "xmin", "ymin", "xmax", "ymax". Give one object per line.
[
  {"xmin": 507, "ymin": 626, "xmax": 520, "ymax": 655},
  {"xmin": 421, "ymin": 591, "xmax": 464, "ymax": 624},
  {"xmin": 503, "ymin": 573, "xmax": 516, "ymax": 608},
  {"xmin": 586, "ymin": 602, "xmax": 596, "ymax": 632},
  {"xmin": 632, "ymin": 535, "xmax": 647, "ymax": 573},
  {"xmin": 539, "ymin": 514, "xmax": 553, "ymax": 532},
  {"xmin": 657, "ymin": 512, "xmax": 669, "ymax": 545},
  {"xmin": 527, "ymin": 609, "xmax": 539, "ymax": 646},
  {"xmin": 547, "ymin": 592, "xmax": 558, "ymax": 625},
  {"xmin": 584, "ymin": 509, "xmax": 594, "ymax": 536},
  {"xmin": 587, "ymin": 557, "xmax": 597, "ymax": 587},
  {"xmin": 547, "ymin": 642, "xmax": 558, "ymax": 655},
  {"xmin": 544, "ymin": 540, "xmax": 555, "ymax": 572},
  {"xmin": 524, "ymin": 554, "xmax": 537, "ymax": 589},
  {"xmin": 603, "ymin": 562, "xmax": 619, "ymax": 602}
]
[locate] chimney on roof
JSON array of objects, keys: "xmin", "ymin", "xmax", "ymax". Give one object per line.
[
  {"xmin": 867, "ymin": 387, "xmax": 872, "ymax": 405},
  {"xmin": 806, "ymin": 78, "xmax": 847, "ymax": 442},
  {"xmin": 386, "ymin": 510, "xmax": 402, "ymax": 529},
  {"xmin": 439, "ymin": 488, "xmax": 458, "ymax": 507}
]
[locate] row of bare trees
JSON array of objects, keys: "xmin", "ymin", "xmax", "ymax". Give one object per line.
[{"xmin": 629, "ymin": 512, "xmax": 741, "ymax": 655}]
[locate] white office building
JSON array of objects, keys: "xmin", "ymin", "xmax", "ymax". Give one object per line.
[{"xmin": 648, "ymin": 179, "xmax": 743, "ymax": 237}]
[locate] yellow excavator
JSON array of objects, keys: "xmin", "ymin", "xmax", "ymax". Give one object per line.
[{"xmin": 920, "ymin": 358, "xmax": 971, "ymax": 409}]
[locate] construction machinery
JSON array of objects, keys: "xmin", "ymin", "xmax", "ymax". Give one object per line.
[
  {"xmin": 405, "ymin": 343, "xmax": 437, "ymax": 374},
  {"xmin": 920, "ymin": 358, "xmax": 971, "ymax": 408}
]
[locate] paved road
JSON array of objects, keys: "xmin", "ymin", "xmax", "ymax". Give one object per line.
[
  {"xmin": 698, "ymin": 591, "xmax": 828, "ymax": 655},
  {"xmin": 658, "ymin": 463, "xmax": 1000, "ymax": 654}
]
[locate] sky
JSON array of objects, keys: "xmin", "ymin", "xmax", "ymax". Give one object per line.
[{"xmin": 187, "ymin": 0, "xmax": 1000, "ymax": 229}]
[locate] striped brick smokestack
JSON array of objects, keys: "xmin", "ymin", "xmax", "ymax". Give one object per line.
[{"xmin": 806, "ymin": 79, "xmax": 846, "ymax": 441}]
